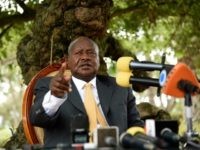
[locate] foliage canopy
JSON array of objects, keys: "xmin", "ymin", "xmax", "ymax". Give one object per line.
[{"xmin": 1, "ymin": 0, "xmax": 200, "ymax": 74}]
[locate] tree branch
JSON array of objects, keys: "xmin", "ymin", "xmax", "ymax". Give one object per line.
[
  {"xmin": 0, "ymin": 24, "xmax": 13, "ymax": 39},
  {"xmin": 0, "ymin": 56, "xmax": 17, "ymax": 66},
  {"xmin": 0, "ymin": 0, "xmax": 36, "ymax": 28},
  {"xmin": 111, "ymin": 6, "xmax": 144, "ymax": 18},
  {"xmin": 0, "ymin": 12, "xmax": 35, "ymax": 28},
  {"xmin": 15, "ymin": 0, "xmax": 31, "ymax": 12},
  {"xmin": 110, "ymin": 0, "xmax": 179, "ymax": 18},
  {"xmin": 110, "ymin": 1, "xmax": 145, "ymax": 18}
]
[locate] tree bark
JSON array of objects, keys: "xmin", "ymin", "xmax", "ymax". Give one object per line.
[
  {"xmin": 3, "ymin": 121, "xmax": 27, "ymax": 149},
  {"xmin": 17, "ymin": 0, "xmax": 113, "ymax": 84}
]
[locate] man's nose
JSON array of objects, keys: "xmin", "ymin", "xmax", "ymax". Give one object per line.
[{"xmin": 81, "ymin": 52, "xmax": 90, "ymax": 59}]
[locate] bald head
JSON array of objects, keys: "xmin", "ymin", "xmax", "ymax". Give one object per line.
[{"xmin": 68, "ymin": 36, "xmax": 99, "ymax": 56}]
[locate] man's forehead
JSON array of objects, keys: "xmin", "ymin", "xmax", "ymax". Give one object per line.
[
  {"xmin": 72, "ymin": 39, "xmax": 94, "ymax": 49},
  {"xmin": 75, "ymin": 37, "xmax": 92, "ymax": 44}
]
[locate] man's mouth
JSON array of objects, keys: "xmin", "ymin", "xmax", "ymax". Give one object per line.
[{"xmin": 79, "ymin": 63, "xmax": 92, "ymax": 68}]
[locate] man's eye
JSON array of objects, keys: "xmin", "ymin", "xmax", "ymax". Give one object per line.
[
  {"xmin": 75, "ymin": 51, "xmax": 83, "ymax": 55},
  {"xmin": 88, "ymin": 51, "xmax": 96, "ymax": 56}
]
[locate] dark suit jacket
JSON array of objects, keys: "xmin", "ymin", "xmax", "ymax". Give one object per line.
[{"xmin": 30, "ymin": 75, "xmax": 144, "ymax": 147}]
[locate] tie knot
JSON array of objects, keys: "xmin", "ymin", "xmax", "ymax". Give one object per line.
[{"xmin": 84, "ymin": 83, "xmax": 92, "ymax": 89}]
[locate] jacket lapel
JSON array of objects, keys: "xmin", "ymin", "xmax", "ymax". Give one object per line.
[
  {"xmin": 96, "ymin": 76, "xmax": 113, "ymax": 118},
  {"xmin": 68, "ymin": 81, "xmax": 86, "ymax": 113},
  {"xmin": 67, "ymin": 77, "xmax": 114, "ymax": 117}
]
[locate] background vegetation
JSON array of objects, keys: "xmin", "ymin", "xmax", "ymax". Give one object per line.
[{"xmin": 0, "ymin": 0, "xmax": 200, "ymax": 147}]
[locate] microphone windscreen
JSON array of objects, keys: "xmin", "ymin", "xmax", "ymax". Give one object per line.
[
  {"xmin": 127, "ymin": 127, "xmax": 145, "ymax": 136},
  {"xmin": 160, "ymin": 128, "xmax": 180, "ymax": 144},
  {"xmin": 116, "ymin": 57, "xmax": 133, "ymax": 72},
  {"xmin": 120, "ymin": 132, "xmax": 155, "ymax": 150},
  {"xmin": 116, "ymin": 72, "xmax": 132, "ymax": 87},
  {"xmin": 127, "ymin": 126, "xmax": 159, "ymax": 146},
  {"xmin": 162, "ymin": 63, "xmax": 200, "ymax": 97}
]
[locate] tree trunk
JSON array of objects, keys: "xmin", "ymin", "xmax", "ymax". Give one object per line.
[
  {"xmin": 3, "ymin": 121, "xmax": 27, "ymax": 149},
  {"xmin": 16, "ymin": 0, "xmax": 113, "ymax": 84}
]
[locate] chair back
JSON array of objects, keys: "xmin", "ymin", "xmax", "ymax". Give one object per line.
[{"xmin": 22, "ymin": 63, "xmax": 71, "ymax": 144}]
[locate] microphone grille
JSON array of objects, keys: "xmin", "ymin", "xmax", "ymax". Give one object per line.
[{"xmin": 127, "ymin": 126, "xmax": 145, "ymax": 136}]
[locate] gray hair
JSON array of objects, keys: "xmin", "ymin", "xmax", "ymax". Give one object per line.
[{"xmin": 68, "ymin": 37, "xmax": 99, "ymax": 55}]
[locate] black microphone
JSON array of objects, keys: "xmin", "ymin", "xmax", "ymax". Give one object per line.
[
  {"xmin": 120, "ymin": 132, "xmax": 156, "ymax": 150},
  {"xmin": 70, "ymin": 113, "xmax": 89, "ymax": 144},
  {"xmin": 93, "ymin": 126, "xmax": 118, "ymax": 148},
  {"xmin": 129, "ymin": 76, "xmax": 160, "ymax": 87},
  {"xmin": 160, "ymin": 128, "xmax": 180, "ymax": 144},
  {"xmin": 178, "ymin": 79, "xmax": 200, "ymax": 94},
  {"xmin": 126, "ymin": 126, "xmax": 159, "ymax": 146},
  {"xmin": 131, "ymin": 61, "xmax": 173, "ymax": 72},
  {"xmin": 116, "ymin": 56, "xmax": 173, "ymax": 72},
  {"xmin": 116, "ymin": 72, "xmax": 160, "ymax": 88}
]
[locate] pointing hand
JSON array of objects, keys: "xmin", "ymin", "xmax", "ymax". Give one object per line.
[{"xmin": 50, "ymin": 62, "xmax": 72, "ymax": 98}]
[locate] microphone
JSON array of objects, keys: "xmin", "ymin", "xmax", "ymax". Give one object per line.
[
  {"xmin": 127, "ymin": 127, "xmax": 158, "ymax": 145},
  {"xmin": 116, "ymin": 72, "xmax": 132, "ymax": 87},
  {"xmin": 178, "ymin": 80, "xmax": 200, "ymax": 95},
  {"xmin": 145, "ymin": 119, "xmax": 180, "ymax": 148},
  {"xmin": 116, "ymin": 56, "xmax": 173, "ymax": 72},
  {"xmin": 162, "ymin": 63, "xmax": 200, "ymax": 97},
  {"xmin": 160, "ymin": 128, "xmax": 180, "ymax": 144},
  {"xmin": 70, "ymin": 113, "xmax": 89, "ymax": 144},
  {"xmin": 93, "ymin": 126, "xmax": 118, "ymax": 148},
  {"xmin": 161, "ymin": 63, "xmax": 200, "ymax": 139},
  {"xmin": 116, "ymin": 72, "xmax": 160, "ymax": 88},
  {"xmin": 120, "ymin": 132, "xmax": 156, "ymax": 150}
]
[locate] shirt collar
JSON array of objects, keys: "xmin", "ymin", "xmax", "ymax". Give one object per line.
[{"xmin": 72, "ymin": 76, "xmax": 96, "ymax": 90}]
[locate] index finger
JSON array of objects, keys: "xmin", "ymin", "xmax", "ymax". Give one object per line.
[{"xmin": 56, "ymin": 62, "xmax": 67, "ymax": 77}]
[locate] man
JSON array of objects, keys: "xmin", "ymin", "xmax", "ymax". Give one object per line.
[{"xmin": 30, "ymin": 36, "xmax": 144, "ymax": 147}]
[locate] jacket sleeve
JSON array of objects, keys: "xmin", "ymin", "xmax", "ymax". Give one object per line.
[
  {"xmin": 29, "ymin": 77, "xmax": 60, "ymax": 128},
  {"xmin": 127, "ymin": 87, "xmax": 144, "ymax": 128}
]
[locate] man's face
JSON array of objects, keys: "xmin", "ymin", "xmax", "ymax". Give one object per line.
[{"xmin": 68, "ymin": 37, "xmax": 100, "ymax": 82}]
